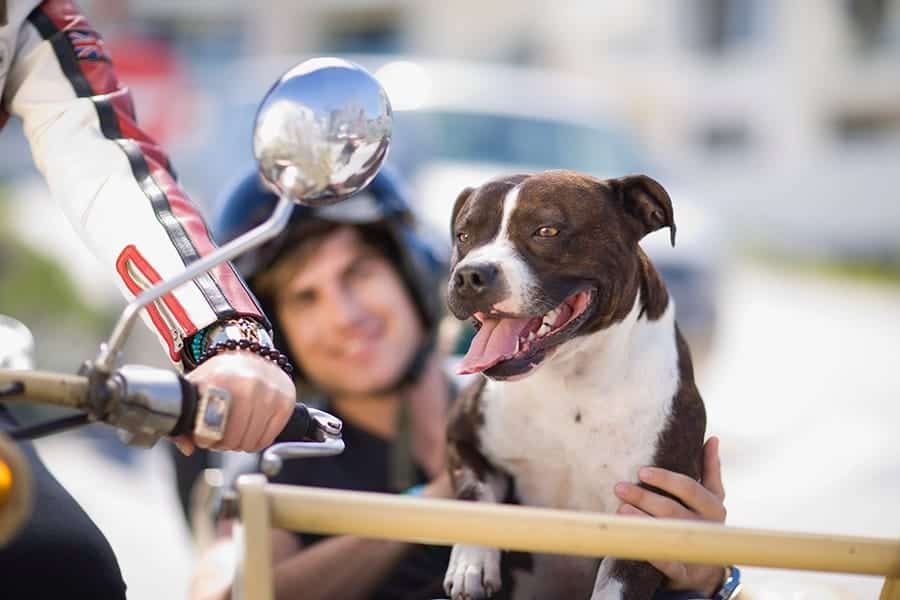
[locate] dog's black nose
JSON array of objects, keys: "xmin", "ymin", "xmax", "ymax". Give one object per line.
[{"xmin": 453, "ymin": 264, "xmax": 498, "ymax": 297}]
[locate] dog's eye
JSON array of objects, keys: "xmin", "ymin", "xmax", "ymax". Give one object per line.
[
  {"xmin": 535, "ymin": 226, "xmax": 559, "ymax": 238},
  {"xmin": 456, "ymin": 231, "xmax": 469, "ymax": 243}
]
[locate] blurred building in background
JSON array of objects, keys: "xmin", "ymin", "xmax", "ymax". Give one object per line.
[
  {"xmin": 90, "ymin": 0, "xmax": 900, "ymax": 161},
  {"xmin": 75, "ymin": 0, "xmax": 900, "ymax": 256},
  {"xmin": 2, "ymin": 0, "xmax": 893, "ymax": 368}
]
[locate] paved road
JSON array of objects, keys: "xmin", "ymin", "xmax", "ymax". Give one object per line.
[{"xmin": 699, "ymin": 262, "xmax": 900, "ymax": 599}]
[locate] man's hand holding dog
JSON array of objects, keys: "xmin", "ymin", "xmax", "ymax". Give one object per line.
[{"xmin": 614, "ymin": 436, "xmax": 727, "ymax": 597}]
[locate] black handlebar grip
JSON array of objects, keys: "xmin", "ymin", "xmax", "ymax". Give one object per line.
[
  {"xmin": 273, "ymin": 402, "xmax": 321, "ymax": 443},
  {"xmin": 169, "ymin": 376, "xmax": 320, "ymax": 443},
  {"xmin": 169, "ymin": 375, "xmax": 199, "ymax": 438}
]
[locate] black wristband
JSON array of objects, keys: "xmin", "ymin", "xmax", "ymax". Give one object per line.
[{"xmin": 196, "ymin": 339, "xmax": 294, "ymax": 376}]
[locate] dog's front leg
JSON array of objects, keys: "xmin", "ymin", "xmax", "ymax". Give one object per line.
[
  {"xmin": 443, "ymin": 470, "xmax": 509, "ymax": 600},
  {"xmin": 444, "ymin": 377, "xmax": 511, "ymax": 599},
  {"xmin": 590, "ymin": 558, "xmax": 664, "ymax": 600}
]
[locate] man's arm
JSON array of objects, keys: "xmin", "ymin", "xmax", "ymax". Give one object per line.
[
  {"xmin": 191, "ymin": 528, "xmax": 410, "ymax": 600},
  {"xmin": 3, "ymin": 0, "xmax": 264, "ymax": 366},
  {"xmin": 272, "ymin": 474, "xmax": 452, "ymax": 600},
  {"xmin": 2, "ymin": 0, "xmax": 294, "ymax": 452},
  {"xmin": 272, "ymin": 532, "xmax": 413, "ymax": 600}
]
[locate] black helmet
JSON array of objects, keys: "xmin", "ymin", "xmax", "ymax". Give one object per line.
[{"xmin": 212, "ymin": 164, "xmax": 447, "ymax": 389}]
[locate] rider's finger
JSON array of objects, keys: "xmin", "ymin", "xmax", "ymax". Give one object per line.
[
  {"xmin": 617, "ymin": 500, "xmax": 712, "ymax": 590},
  {"xmin": 614, "ymin": 482, "xmax": 696, "ymax": 521},
  {"xmin": 636, "ymin": 468, "xmax": 726, "ymax": 522},
  {"xmin": 702, "ymin": 436, "xmax": 726, "ymax": 501},
  {"xmin": 617, "ymin": 503, "xmax": 648, "ymax": 517},
  {"xmin": 173, "ymin": 435, "xmax": 195, "ymax": 456},
  {"xmin": 239, "ymin": 361, "xmax": 294, "ymax": 450},
  {"xmin": 242, "ymin": 388, "xmax": 284, "ymax": 451},
  {"xmin": 257, "ymin": 398, "xmax": 291, "ymax": 450},
  {"xmin": 210, "ymin": 378, "xmax": 252, "ymax": 451},
  {"xmin": 249, "ymin": 410, "xmax": 276, "ymax": 452},
  {"xmin": 240, "ymin": 379, "xmax": 294, "ymax": 451},
  {"xmin": 616, "ymin": 503, "xmax": 690, "ymax": 582}
]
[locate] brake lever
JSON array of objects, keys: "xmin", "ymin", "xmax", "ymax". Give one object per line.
[
  {"xmin": 307, "ymin": 407, "xmax": 343, "ymax": 437},
  {"xmin": 259, "ymin": 407, "xmax": 345, "ymax": 477}
]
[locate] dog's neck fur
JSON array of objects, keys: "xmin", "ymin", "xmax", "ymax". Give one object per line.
[
  {"xmin": 540, "ymin": 248, "xmax": 672, "ymax": 386},
  {"xmin": 587, "ymin": 245, "xmax": 669, "ymax": 328}
]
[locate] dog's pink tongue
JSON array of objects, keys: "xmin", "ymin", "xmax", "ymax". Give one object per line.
[{"xmin": 458, "ymin": 316, "xmax": 532, "ymax": 374}]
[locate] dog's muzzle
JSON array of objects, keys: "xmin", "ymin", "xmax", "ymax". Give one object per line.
[
  {"xmin": 448, "ymin": 262, "xmax": 510, "ymax": 318},
  {"xmin": 453, "ymin": 264, "xmax": 498, "ymax": 298}
]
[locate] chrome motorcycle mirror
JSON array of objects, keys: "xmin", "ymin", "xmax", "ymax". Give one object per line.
[{"xmin": 254, "ymin": 56, "xmax": 392, "ymax": 207}]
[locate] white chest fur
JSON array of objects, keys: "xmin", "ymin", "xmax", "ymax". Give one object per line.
[{"xmin": 478, "ymin": 296, "xmax": 680, "ymax": 513}]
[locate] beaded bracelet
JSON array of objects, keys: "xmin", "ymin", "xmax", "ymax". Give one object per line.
[{"xmin": 195, "ymin": 339, "xmax": 294, "ymax": 376}]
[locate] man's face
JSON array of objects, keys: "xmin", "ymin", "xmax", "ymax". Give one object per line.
[{"xmin": 274, "ymin": 226, "xmax": 423, "ymax": 396}]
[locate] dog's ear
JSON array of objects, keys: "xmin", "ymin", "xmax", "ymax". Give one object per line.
[
  {"xmin": 611, "ymin": 175, "xmax": 676, "ymax": 247},
  {"xmin": 450, "ymin": 186, "xmax": 475, "ymax": 237}
]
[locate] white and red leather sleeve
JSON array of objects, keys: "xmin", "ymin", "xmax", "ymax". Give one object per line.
[{"xmin": 1, "ymin": 0, "xmax": 266, "ymax": 367}]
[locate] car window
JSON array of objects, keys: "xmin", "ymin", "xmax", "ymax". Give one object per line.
[{"xmin": 390, "ymin": 110, "xmax": 646, "ymax": 176}]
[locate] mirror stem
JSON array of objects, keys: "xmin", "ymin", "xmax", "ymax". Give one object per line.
[{"xmin": 94, "ymin": 193, "xmax": 295, "ymax": 372}]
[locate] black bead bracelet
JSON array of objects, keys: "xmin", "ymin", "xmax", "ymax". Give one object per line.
[{"xmin": 195, "ymin": 339, "xmax": 294, "ymax": 375}]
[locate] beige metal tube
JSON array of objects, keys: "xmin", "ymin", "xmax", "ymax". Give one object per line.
[
  {"xmin": 0, "ymin": 369, "xmax": 88, "ymax": 409},
  {"xmin": 267, "ymin": 485, "xmax": 900, "ymax": 577},
  {"xmin": 881, "ymin": 577, "xmax": 900, "ymax": 600},
  {"xmin": 238, "ymin": 475, "xmax": 274, "ymax": 600}
]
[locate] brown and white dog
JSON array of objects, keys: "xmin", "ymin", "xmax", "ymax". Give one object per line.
[{"xmin": 442, "ymin": 171, "xmax": 706, "ymax": 600}]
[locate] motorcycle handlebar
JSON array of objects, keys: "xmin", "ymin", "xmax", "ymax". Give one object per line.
[
  {"xmin": 0, "ymin": 367, "xmax": 336, "ymax": 446},
  {"xmin": 169, "ymin": 376, "xmax": 324, "ymax": 444}
]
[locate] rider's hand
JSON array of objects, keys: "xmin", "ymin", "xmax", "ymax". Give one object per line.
[
  {"xmin": 613, "ymin": 436, "xmax": 727, "ymax": 597},
  {"xmin": 421, "ymin": 471, "xmax": 453, "ymax": 499},
  {"xmin": 176, "ymin": 351, "xmax": 295, "ymax": 455}
]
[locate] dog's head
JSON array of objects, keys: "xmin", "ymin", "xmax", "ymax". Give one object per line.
[{"xmin": 448, "ymin": 170, "xmax": 675, "ymax": 380}]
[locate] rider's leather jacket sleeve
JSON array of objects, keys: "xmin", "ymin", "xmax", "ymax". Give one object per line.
[{"xmin": 0, "ymin": 0, "xmax": 268, "ymax": 368}]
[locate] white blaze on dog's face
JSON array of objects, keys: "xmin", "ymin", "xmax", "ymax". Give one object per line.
[
  {"xmin": 451, "ymin": 183, "xmax": 538, "ymax": 315},
  {"xmin": 447, "ymin": 170, "xmax": 675, "ymax": 380}
]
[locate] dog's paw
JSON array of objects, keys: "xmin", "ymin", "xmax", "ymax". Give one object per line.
[{"xmin": 443, "ymin": 544, "xmax": 502, "ymax": 599}]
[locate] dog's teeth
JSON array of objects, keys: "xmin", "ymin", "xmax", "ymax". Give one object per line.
[
  {"xmin": 537, "ymin": 322, "xmax": 552, "ymax": 337},
  {"xmin": 545, "ymin": 308, "xmax": 560, "ymax": 324},
  {"xmin": 527, "ymin": 331, "xmax": 537, "ymax": 341}
]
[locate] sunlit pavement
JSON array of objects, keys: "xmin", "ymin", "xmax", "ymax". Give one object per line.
[
  {"xmin": 33, "ymin": 259, "xmax": 900, "ymax": 599},
  {"xmin": 701, "ymin": 261, "xmax": 900, "ymax": 599}
]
